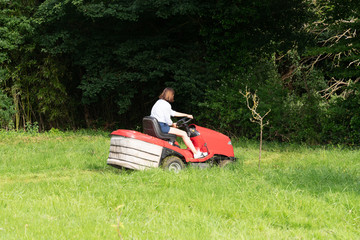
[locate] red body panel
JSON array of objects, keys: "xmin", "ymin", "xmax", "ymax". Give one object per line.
[
  {"xmin": 190, "ymin": 125, "xmax": 234, "ymax": 158},
  {"xmin": 111, "ymin": 125, "xmax": 234, "ymax": 163}
]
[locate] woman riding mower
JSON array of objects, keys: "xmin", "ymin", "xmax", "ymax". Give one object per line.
[{"xmin": 150, "ymin": 87, "xmax": 208, "ymax": 159}]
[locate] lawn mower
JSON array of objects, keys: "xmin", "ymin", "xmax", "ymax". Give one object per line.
[{"xmin": 107, "ymin": 116, "xmax": 236, "ymax": 171}]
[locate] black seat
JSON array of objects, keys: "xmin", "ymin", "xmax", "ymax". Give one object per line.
[{"xmin": 143, "ymin": 116, "xmax": 177, "ymax": 143}]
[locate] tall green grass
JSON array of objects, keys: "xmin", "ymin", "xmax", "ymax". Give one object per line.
[{"xmin": 0, "ymin": 130, "xmax": 359, "ymax": 239}]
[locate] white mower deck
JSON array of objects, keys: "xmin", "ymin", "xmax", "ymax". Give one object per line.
[{"xmin": 107, "ymin": 136, "xmax": 163, "ymax": 170}]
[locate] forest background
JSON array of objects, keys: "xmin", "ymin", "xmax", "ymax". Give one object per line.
[{"xmin": 0, "ymin": 0, "xmax": 359, "ymax": 145}]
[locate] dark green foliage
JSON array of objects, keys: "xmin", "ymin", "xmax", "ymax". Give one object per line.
[
  {"xmin": 199, "ymin": 58, "xmax": 286, "ymax": 138},
  {"xmin": 33, "ymin": 0, "xmax": 214, "ymax": 128},
  {"xmin": 0, "ymin": 0, "xmax": 74, "ymax": 130},
  {"xmin": 0, "ymin": 0, "xmax": 359, "ymax": 145},
  {"xmin": 297, "ymin": 0, "xmax": 360, "ymax": 144},
  {"xmin": 0, "ymin": 89, "xmax": 14, "ymax": 128},
  {"xmin": 321, "ymin": 84, "xmax": 360, "ymax": 145},
  {"xmin": 202, "ymin": 0, "xmax": 311, "ymax": 71}
]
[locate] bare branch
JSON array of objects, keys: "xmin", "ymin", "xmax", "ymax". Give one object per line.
[
  {"xmin": 240, "ymin": 87, "xmax": 271, "ymax": 170},
  {"xmin": 318, "ymin": 77, "xmax": 360, "ymax": 99}
]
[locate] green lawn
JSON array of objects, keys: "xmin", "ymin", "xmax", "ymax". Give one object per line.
[{"xmin": 0, "ymin": 131, "xmax": 359, "ymax": 239}]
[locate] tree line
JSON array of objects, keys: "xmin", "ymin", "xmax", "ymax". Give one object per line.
[{"xmin": 0, "ymin": 0, "xmax": 359, "ymax": 145}]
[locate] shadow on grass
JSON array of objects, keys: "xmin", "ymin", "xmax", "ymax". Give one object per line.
[
  {"xmin": 86, "ymin": 162, "xmax": 137, "ymax": 175},
  {"xmin": 264, "ymin": 166, "xmax": 360, "ymax": 195},
  {"xmin": 85, "ymin": 155, "xmax": 244, "ymax": 176}
]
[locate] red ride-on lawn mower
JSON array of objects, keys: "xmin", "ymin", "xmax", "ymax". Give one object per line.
[{"xmin": 107, "ymin": 116, "xmax": 236, "ymax": 171}]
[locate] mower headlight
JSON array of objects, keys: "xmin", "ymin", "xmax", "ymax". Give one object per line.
[{"xmin": 228, "ymin": 141, "xmax": 232, "ymax": 145}]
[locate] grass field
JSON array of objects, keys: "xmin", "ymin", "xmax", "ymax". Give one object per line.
[{"xmin": 0, "ymin": 130, "xmax": 359, "ymax": 239}]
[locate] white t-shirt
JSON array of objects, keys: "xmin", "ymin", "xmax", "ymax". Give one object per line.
[{"xmin": 151, "ymin": 99, "xmax": 176, "ymax": 126}]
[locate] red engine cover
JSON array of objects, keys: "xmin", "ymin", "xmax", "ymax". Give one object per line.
[{"xmin": 191, "ymin": 125, "xmax": 234, "ymax": 158}]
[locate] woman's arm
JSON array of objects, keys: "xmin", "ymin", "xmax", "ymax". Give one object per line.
[
  {"xmin": 173, "ymin": 111, "xmax": 193, "ymax": 119},
  {"xmin": 171, "ymin": 112, "xmax": 193, "ymax": 128}
]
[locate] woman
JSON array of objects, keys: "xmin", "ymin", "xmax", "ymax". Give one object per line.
[{"xmin": 151, "ymin": 87, "xmax": 207, "ymax": 159}]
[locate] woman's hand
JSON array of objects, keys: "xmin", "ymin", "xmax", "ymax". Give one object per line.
[
  {"xmin": 187, "ymin": 114, "xmax": 193, "ymax": 119},
  {"xmin": 171, "ymin": 123, "xmax": 177, "ymax": 128}
]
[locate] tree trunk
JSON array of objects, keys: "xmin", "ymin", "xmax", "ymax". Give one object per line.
[
  {"xmin": 259, "ymin": 122, "xmax": 263, "ymax": 171},
  {"xmin": 12, "ymin": 88, "xmax": 20, "ymax": 131}
]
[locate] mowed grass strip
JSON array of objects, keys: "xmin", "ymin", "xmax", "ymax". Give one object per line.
[{"xmin": 0, "ymin": 131, "xmax": 359, "ymax": 239}]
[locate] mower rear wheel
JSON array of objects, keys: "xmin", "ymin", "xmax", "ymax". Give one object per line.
[{"xmin": 162, "ymin": 156, "xmax": 185, "ymax": 172}]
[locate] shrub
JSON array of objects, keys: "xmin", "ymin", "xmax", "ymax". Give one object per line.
[{"xmin": 321, "ymin": 84, "xmax": 360, "ymax": 145}]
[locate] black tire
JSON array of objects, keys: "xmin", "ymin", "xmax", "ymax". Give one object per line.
[
  {"xmin": 162, "ymin": 156, "xmax": 185, "ymax": 172},
  {"xmin": 219, "ymin": 159, "xmax": 234, "ymax": 168}
]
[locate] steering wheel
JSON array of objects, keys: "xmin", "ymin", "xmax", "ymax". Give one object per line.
[{"xmin": 175, "ymin": 117, "xmax": 192, "ymax": 129}]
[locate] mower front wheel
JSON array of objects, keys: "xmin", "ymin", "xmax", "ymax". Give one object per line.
[{"xmin": 162, "ymin": 156, "xmax": 185, "ymax": 172}]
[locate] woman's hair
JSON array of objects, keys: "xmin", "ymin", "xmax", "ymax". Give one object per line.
[{"xmin": 159, "ymin": 87, "xmax": 175, "ymax": 103}]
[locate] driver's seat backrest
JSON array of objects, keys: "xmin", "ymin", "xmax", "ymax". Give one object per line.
[{"xmin": 143, "ymin": 116, "xmax": 177, "ymax": 144}]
